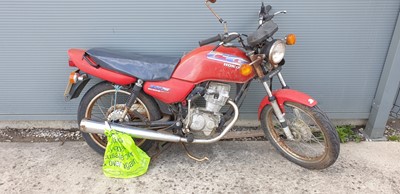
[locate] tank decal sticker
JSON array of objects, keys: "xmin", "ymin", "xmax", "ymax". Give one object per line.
[
  {"xmin": 207, "ymin": 51, "xmax": 249, "ymax": 66},
  {"xmin": 148, "ymin": 85, "xmax": 170, "ymax": 93}
]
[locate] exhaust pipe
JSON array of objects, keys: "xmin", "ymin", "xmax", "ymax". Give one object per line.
[{"xmin": 79, "ymin": 100, "xmax": 239, "ymax": 144}]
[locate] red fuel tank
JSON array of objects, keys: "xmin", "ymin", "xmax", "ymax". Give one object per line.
[
  {"xmin": 172, "ymin": 45, "xmax": 254, "ymax": 84},
  {"xmin": 144, "ymin": 45, "xmax": 254, "ymax": 104}
]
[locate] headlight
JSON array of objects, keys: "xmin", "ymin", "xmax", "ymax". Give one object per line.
[{"xmin": 268, "ymin": 40, "xmax": 286, "ymax": 64}]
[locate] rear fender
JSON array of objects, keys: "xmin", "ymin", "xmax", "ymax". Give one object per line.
[{"xmin": 257, "ymin": 89, "xmax": 318, "ymax": 119}]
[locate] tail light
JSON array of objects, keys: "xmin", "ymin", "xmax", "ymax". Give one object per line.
[{"xmin": 69, "ymin": 59, "xmax": 76, "ymax": 67}]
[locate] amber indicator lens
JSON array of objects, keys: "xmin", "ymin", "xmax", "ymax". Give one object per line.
[
  {"xmin": 286, "ymin": 34, "xmax": 296, "ymax": 45},
  {"xmin": 239, "ymin": 64, "xmax": 253, "ymax": 76},
  {"xmin": 69, "ymin": 72, "xmax": 77, "ymax": 84}
]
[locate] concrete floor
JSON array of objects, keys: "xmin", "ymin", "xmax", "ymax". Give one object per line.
[{"xmin": 0, "ymin": 141, "xmax": 399, "ymax": 194}]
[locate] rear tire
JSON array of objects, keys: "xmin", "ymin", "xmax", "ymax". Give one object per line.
[
  {"xmin": 77, "ymin": 81, "xmax": 161, "ymax": 155},
  {"xmin": 260, "ymin": 102, "xmax": 340, "ymax": 169}
]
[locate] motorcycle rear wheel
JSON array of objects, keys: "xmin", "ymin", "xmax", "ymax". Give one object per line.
[
  {"xmin": 260, "ymin": 102, "xmax": 340, "ymax": 169},
  {"xmin": 77, "ymin": 81, "xmax": 161, "ymax": 155}
]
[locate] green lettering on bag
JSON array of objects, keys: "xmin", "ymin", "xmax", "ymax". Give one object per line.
[{"xmin": 102, "ymin": 129, "xmax": 150, "ymax": 178}]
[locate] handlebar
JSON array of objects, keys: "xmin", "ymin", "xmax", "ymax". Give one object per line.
[
  {"xmin": 198, "ymin": 33, "xmax": 241, "ymax": 47},
  {"xmin": 199, "ymin": 34, "xmax": 223, "ymax": 47}
]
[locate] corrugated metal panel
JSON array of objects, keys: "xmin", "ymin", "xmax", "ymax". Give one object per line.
[
  {"xmin": 390, "ymin": 87, "xmax": 400, "ymax": 119},
  {"xmin": 0, "ymin": 0, "xmax": 399, "ymax": 120}
]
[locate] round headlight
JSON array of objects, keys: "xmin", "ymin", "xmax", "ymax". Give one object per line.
[{"xmin": 269, "ymin": 40, "xmax": 286, "ymax": 64}]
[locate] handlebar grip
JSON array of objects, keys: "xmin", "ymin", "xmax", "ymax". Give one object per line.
[
  {"xmin": 223, "ymin": 33, "xmax": 240, "ymax": 43},
  {"xmin": 199, "ymin": 34, "xmax": 223, "ymax": 46}
]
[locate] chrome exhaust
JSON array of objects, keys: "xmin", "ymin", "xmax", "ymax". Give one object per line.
[
  {"xmin": 80, "ymin": 118, "xmax": 184, "ymax": 142},
  {"xmin": 79, "ymin": 100, "xmax": 239, "ymax": 144}
]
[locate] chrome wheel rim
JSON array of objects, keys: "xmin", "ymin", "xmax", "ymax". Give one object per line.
[
  {"xmin": 267, "ymin": 103, "xmax": 328, "ymax": 161},
  {"xmin": 85, "ymin": 89, "xmax": 150, "ymax": 149}
]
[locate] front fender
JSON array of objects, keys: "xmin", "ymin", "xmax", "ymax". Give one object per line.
[{"xmin": 257, "ymin": 89, "xmax": 318, "ymax": 119}]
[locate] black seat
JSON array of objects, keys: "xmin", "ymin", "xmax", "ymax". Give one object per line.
[{"xmin": 86, "ymin": 48, "xmax": 180, "ymax": 81}]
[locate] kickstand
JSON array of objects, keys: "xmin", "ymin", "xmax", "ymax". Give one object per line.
[
  {"xmin": 149, "ymin": 141, "xmax": 172, "ymax": 160},
  {"xmin": 181, "ymin": 143, "xmax": 209, "ymax": 162}
]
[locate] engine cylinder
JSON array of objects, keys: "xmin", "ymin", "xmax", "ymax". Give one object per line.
[
  {"xmin": 184, "ymin": 82, "xmax": 231, "ymax": 136},
  {"xmin": 204, "ymin": 82, "xmax": 231, "ymax": 113}
]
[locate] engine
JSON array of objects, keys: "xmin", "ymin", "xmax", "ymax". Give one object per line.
[{"xmin": 184, "ymin": 82, "xmax": 231, "ymax": 136}]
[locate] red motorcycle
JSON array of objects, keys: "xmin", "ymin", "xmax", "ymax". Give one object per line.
[{"xmin": 65, "ymin": 0, "xmax": 339, "ymax": 169}]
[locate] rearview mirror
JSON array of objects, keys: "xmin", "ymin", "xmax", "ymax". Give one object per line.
[{"xmin": 205, "ymin": 0, "xmax": 228, "ymax": 34}]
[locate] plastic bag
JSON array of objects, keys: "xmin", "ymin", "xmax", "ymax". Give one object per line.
[{"xmin": 103, "ymin": 129, "xmax": 150, "ymax": 178}]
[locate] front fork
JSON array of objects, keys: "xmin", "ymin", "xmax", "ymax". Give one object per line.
[{"xmin": 261, "ymin": 72, "xmax": 294, "ymax": 140}]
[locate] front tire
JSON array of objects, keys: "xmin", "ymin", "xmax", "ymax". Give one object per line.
[
  {"xmin": 77, "ymin": 81, "xmax": 161, "ymax": 155},
  {"xmin": 260, "ymin": 102, "xmax": 340, "ymax": 169}
]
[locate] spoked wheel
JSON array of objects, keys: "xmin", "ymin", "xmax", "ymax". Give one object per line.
[
  {"xmin": 260, "ymin": 102, "xmax": 340, "ymax": 169},
  {"xmin": 77, "ymin": 82, "xmax": 161, "ymax": 155}
]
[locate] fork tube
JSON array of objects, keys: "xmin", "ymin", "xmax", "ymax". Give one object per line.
[
  {"xmin": 262, "ymin": 81, "xmax": 274, "ymax": 97},
  {"xmin": 277, "ymin": 72, "xmax": 289, "ymax": 89},
  {"xmin": 262, "ymin": 81, "xmax": 294, "ymax": 140}
]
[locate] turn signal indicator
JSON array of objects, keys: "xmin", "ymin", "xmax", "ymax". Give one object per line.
[
  {"xmin": 69, "ymin": 72, "xmax": 78, "ymax": 84},
  {"xmin": 286, "ymin": 34, "xmax": 296, "ymax": 45},
  {"xmin": 239, "ymin": 64, "xmax": 253, "ymax": 76}
]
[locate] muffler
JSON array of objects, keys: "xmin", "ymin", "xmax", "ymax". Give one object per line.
[
  {"xmin": 80, "ymin": 119, "xmax": 183, "ymax": 142},
  {"xmin": 79, "ymin": 100, "xmax": 239, "ymax": 144}
]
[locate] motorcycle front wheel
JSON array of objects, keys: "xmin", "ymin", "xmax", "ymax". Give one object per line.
[
  {"xmin": 77, "ymin": 81, "xmax": 161, "ymax": 155},
  {"xmin": 260, "ymin": 102, "xmax": 340, "ymax": 169}
]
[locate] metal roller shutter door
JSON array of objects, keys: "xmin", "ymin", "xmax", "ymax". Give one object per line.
[{"xmin": 0, "ymin": 0, "xmax": 399, "ymax": 120}]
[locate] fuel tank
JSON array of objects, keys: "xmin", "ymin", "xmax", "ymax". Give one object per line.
[
  {"xmin": 144, "ymin": 45, "xmax": 254, "ymax": 104},
  {"xmin": 172, "ymin": 45, "xmax": 254, "ymax": 84}
]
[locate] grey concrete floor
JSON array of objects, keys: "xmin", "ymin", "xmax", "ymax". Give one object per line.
[{"xmin": 0, "ymin": 141, "xmax": 399, "ymax": 194}]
